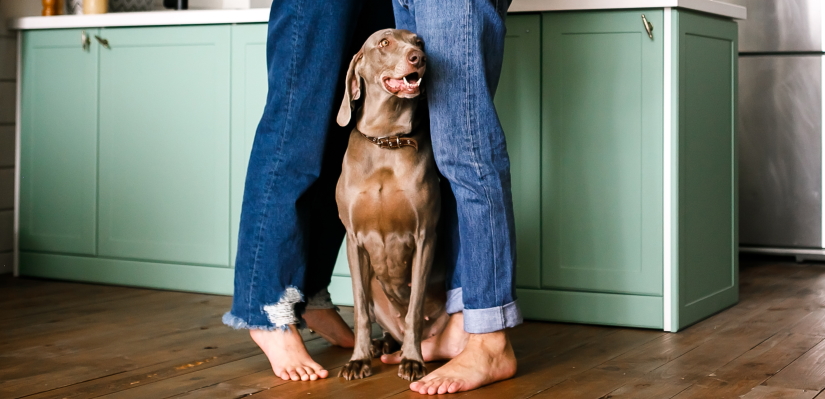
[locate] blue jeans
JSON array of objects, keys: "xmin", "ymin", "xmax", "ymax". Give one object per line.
[{"xmin": 224, "ymin": 0, "xmax": 522, "ymax": 334}]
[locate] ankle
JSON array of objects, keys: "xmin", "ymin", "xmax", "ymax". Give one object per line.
[{"xmin": 469, "ymin": 331, "xmax": 510, "ymax": 352}]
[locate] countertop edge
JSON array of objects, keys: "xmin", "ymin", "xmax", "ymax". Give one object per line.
[
  {"xmin": 509, "ymin": 0, "xmax": 745, "ymax": 19},
  {"xmin": 8, "ymin": 0, "xmax": 746, "ymax": 31}
]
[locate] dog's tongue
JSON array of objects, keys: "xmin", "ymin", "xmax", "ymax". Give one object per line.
[
  {"xmin": 386, "ymin": 78, "xmax": 407, "ymax": 91},
  {"xmin": 386, "ymin": 76, "xmax": 423, "ymax": 94}
]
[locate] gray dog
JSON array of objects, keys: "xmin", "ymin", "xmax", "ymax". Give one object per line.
[{"xmin": 336, "ymin": 29, "xmax": 449, "ymax": 382}]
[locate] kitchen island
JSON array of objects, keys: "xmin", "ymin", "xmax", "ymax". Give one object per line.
[{"xmin": 10, "ymin": 0, "xmax": 744, "ymax": 332}]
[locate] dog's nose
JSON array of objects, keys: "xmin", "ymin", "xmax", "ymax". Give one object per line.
[{"xmin": 407, "ymin": 50, "xmax": 425, "ymax": 66}]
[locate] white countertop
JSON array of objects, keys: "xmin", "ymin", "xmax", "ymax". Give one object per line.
[{"xmin": 9, "ymin": 0, "xmax": 745, "ymax": 30}]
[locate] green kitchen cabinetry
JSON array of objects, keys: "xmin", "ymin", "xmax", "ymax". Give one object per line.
[
  {"xmin": 20, "ymin": 29, "xmax": 100, "ymax": 255},
  {"xmin": 19, "ymin": 26, "xmax": 235, "ymax": 293},
  {"xmin": 18, "ymin": 8, "xmax": 737, "ymax": 331},
  {"xmin": 517, "ymin": 9, "xmax": 738, "ymax": 332}
]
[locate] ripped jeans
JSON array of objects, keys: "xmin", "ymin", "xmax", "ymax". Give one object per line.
[{"xmin": 224, "ymin": 0, "xmax": 522, "ymax": 334}]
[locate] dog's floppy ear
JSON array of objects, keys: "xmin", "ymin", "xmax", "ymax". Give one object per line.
[{"xmin": 337, "ymin": 50, "xmax": 363, "ymax": 127}]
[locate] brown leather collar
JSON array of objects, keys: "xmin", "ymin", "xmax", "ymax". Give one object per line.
[{"xmin": 360, "ymin": 130, "xmax": 418, "ymax": 151}]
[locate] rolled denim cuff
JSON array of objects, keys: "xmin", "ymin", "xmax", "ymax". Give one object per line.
[
  {"xmin": 446, "ymin": 287, "xmax": 465, "ymax": 314},
  {"xmin": 463, "ymin": 300, "xmax": 523, "ymax": 334},
  {"xmin": 445, "ymin": 287, "xmax": 524, "ymax": 334}
]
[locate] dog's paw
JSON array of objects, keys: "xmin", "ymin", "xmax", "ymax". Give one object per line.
[
  {"xmin": 371, "ymin": 336, "xmax": 401, "ymax": 358},
  {"xmin": 339, "ymin": 359, "xmax": 372, "ymax": 381},
  {"xmin": 398, "ymin": 358, "xmax": 427, "ymax": 381}
]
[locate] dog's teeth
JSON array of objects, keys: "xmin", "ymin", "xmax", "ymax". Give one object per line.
[
  {"xmin": 403, "ymin": 76, "xmax": 409, "ymax": 86},
  {"xmin": 416, "ymin": 78, "xmax": 423, "ymax": 85}
]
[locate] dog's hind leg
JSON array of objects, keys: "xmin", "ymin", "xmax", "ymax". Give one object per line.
[
  {"xmin": 340, "ymin": 235, "xmax": 375, "ymax": 381},
  {"xmin": 397, "ymin": 231, "xmax": 437, "ymax": 381}
]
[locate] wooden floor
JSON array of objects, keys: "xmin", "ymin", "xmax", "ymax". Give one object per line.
[{"xmin": 2, "ymin": 257, "xmax": 825, "ymax": 399}]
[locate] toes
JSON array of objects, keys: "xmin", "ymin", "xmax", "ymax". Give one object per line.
[
  {"xmin": 447, "ymin": 381, "xmax": 462, "ymax": 394},
  {"xmin": 438, "ymin": 382, "xmax": 449, "ymax": 395},
  {"xmin": 296, "ymin": 367, "xmax": 310, "ymax": 381}
]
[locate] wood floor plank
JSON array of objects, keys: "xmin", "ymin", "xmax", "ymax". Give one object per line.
[
  {"xmin": 790, "ymin": 310, "xmax": 825, "ymax": 336},
  {"xmin": 0, "ymin": 278, "xmax": 153, "ymax": 321},
  {"xmin": 602, "ymin": 293, "xmax": 818, "ymax": 399},
  {"xmin": 765, "ymin": 337, "xmax": 825, "ymax": 391},
  {"xmin": 165, "ymin": 345, "xmax": 354, "ymax": 399},
  {"xmin": 740, "ymin": 385, "xmax": 819, "ymax": 399},
  {"xmin": 671, "ymin": 333, "xmax": 824, "ymax": 399}
]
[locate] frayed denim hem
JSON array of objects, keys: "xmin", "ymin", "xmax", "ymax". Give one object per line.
[{"xmin": 222, "ymin": 312, "xmax": 288, "ymax": 332}]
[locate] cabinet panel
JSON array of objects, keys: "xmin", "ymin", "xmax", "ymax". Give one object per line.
[
  {"xmin": 541, "ymin": 11, "xmax": 664, "ymax": 296},
  {"xmin": 675, "ymin": 10, "xmax": 739, "ymax": 329},
  {"xmin": 20, "ymin": 29, "xmax": 99, "ymax": 255},
  {"xmin": 495, "ymin": 14, "xmax": 542, "ymax": 289},
  {"xmin": 230, "ymin": 24, "xmax": 268, "ymax": 267},
  {"xmin": 97, "ymin": 26, "xmax": 231, "ymax": 266}
]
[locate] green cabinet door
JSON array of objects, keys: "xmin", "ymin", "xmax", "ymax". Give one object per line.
[
  {"xmin": 496, "ymin": 14, "xmax": 542, "ymax": 289},
  {"xmin": 541, "ymin": 11, "xmax": 664, "ymax": 296},
  {"xmin": 97, "ymin": 26, "xmax": 232, "ymax": 266},
  {"xmin": 20, "ymin": 29, "xmax": 99, "ymax": 255},
  {"xmin": 230, "ymin": 24, "xmax": 268, "ymax": 268}
]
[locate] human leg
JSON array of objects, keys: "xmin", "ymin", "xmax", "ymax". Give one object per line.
[
  {"xmin": 223, "ymin": 0, "xmax": 366, "ymax": 380},
  {"xmin": 390, "ymin": 0, "xmax": 520, "ymax": 393}
]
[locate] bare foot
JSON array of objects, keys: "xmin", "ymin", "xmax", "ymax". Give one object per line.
[
  {"xmin": 250, "ymin": 326, "xmax": 330, "ymax": 381},
  {"xmin": 381, "ymin": 313, "xmax": 469, "ymax": 364},
  {"xmin": 409, "ymin": 331, "xmax": 517, "ymax": 395},
  {"xmin": 303, "ymin": 308, "xmax": 355, "ymax": 348}
]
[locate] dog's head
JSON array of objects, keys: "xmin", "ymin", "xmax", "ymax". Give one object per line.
[{"xmin": 337, "ymin": 29, "xmax": 427, "ymax": 127}]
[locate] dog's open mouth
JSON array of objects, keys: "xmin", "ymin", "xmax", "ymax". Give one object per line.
[{"xmin": 384, "ymin": 72, "xmax": 423, "ymax": 97}]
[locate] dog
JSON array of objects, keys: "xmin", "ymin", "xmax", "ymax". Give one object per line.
[{"xmin": 335, "ymin": 29, "xmax": 449, "ymax": 382}]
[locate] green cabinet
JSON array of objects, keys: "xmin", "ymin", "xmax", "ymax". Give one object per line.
[
  {"xmin": 97, "ymin": 26, "xmax": 231, "ymax": 266},
  {"xmin": 19, "ymin": 26, "xmax": 236, "ymax": 294},
  {"xmin": 20, "ymin": 29, "xmax": 99, "ymax": 255},
  {"xmin": 516, "ymin": 9, "xmax": 738, "ymax": 332}
]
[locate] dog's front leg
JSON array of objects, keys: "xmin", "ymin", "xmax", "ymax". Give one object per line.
[
  {"xmin": 398, "ymin": 232, "xmax": 436, "ymax": 381},
  {"xmin": 340, "ymin": 234, "xmax": 374, "ymax": 380}
]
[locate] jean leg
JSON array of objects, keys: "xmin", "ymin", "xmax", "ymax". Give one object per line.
[
  {"xmin": 406, "ymin": 0, "xmax": 522, "ymax": 334},
  {"xmin": 224, "ymin": 0, "xmax": 364, "ymax": 331}
]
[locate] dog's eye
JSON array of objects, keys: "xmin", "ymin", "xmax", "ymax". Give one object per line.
[
  {"xmin": 416, "ymin": 40, "xmax": 424, "ymax": 49},
  {"xmin": 379, "ymin": 39, "xmax": 390, "ymax": 47}
]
